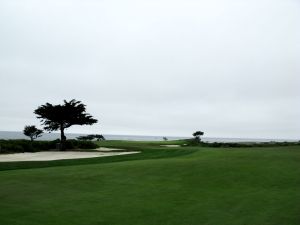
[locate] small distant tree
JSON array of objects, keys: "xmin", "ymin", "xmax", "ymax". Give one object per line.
[
  {"xmin": 34, "ymin": 99, "xmax": 98, "ymax": 150},
  {"xmin": 23, "ymin": 125, "xmax": 43, "ymax": 142},
  {"xmin": 77, "ymin": 136, "xmax": 92, "ymax": 141},
  {"xmin": 77, "ymin": 134, "xmax": 105, "ymax": 141},
  {"xmin": 163, "ymin": 137, "xmax": 168, "ymax": 141},
  {"xmin": 193, "ymin": 131, "xmax": 204, "ymax": 142},
  {"xmin": 94, "ymin": 134, "xmax": 105, "ymax": 141}
]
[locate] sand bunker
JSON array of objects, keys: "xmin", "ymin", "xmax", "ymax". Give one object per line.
[
  {"xmin": 160, "ymin": 145, "xmax": 181, "ymax": 147},
  {"xmin": 0, "ymin": 151, "xmax": 140, "ymax": 162},
  {"xmin": 95, "ymin": 147, "xmax": 125, "ymax": 152}
]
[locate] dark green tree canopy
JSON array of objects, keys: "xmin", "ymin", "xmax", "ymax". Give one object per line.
[
  {"xmin": 23, "ymin": 125, "xmax": 43, "ymax": 142},
  {"xmin": 77, "ymin": 134, "xmax": 105, "ymax": 141},
  {"xmin": 193, "ymin": 131, "xmax": 204, "ymax": 137},
  {"xmin": 193, "ymin": 131, "xmax": 204, "ymax": 142},
  {"xmin": 34, "ymin": 99, "xmax": 98, "ymax": 131},
  {"xmin": 34, "ymin": 99, "xmax": 97, "ymax": 150}
]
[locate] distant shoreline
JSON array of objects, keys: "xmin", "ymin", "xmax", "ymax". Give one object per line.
[{"xmin": 0, "ymin": 131, "xmax": 297, "ymax": 143}]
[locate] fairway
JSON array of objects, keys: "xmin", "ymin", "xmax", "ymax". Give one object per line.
[{"xmin": 0, "ymin": 143, "xmax": 300, "ymax": 225}]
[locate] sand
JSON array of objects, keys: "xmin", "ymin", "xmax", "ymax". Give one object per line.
[
  {"xmin": 160, "ymin": 145, "xmax": 181, "ymax": 147},
  {"xmin": 95, "ymin": 147, "xmax": 125, "ymax": 152},
  {"xmin": 0, "ymin": 151, "xmax": 140, "ymax": 162}
]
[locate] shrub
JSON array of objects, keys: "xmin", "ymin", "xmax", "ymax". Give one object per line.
[
  {"xmin": 66, "ymin": 140, "xmax": 98, "ymax": 149},
  {"xmin": 0, "ymin": 139, "xmax": 98, "ymax": 153}
]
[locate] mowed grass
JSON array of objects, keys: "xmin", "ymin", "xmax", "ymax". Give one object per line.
[{"xmin": 0, "ymin": 141, "xmax": 299, "ymax": 225}]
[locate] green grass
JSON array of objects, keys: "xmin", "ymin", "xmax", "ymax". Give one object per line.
[
  {"xmin": 0, "ymin": 140, "xmax": 193, "ymax": 171},
  {"xmin": 0, "ymin": 140, "xmax": 299, "ymax": 225}
]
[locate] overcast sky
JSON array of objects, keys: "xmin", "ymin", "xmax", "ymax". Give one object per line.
[{"xmin": 0, "ymin": 0, "xmax": 299, "ymax": 139}]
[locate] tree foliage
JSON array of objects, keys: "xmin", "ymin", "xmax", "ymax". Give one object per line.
[
  {"xmin": 34, "ymin": 99, "xmax": 98, "ymax": 150},
  {"xmin": 77, "ymin": 134, "xmax": 105, "ymax": 141},
  {"xmin": 34, "ymin": 99, "xmax": 97, "ymax": 131},
  {"xmin": 193, "ymin": 131, "xmax": 204, "ymax": 142},
  {"xmin": 23, "ymin": 125, "xmax": 43, "ymax": 142}
]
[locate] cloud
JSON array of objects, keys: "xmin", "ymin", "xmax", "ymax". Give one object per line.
[{"xmin": 0, "ymin": 0, "xmax": 299, "ymax": 139}]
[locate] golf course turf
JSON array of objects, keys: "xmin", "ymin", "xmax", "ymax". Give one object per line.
[{"xmin": 0, "ymin": 140, "xmax": 299, "ymax": 225}]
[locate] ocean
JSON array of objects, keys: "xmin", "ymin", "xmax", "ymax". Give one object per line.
[{"xmin": 0, "ymin": 131, "xmax": 297, "ymax": 143}]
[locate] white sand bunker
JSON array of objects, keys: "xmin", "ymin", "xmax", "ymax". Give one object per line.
[
  {"xmin": 95, "ymin": 147, "xmax": 125, "ymax": 152},
  {"xmin": 0, "ymin": 151, "xmax": 140, "ymax": 162},
  {"xmin": 160, "ymin": 145, "xmax": 181, "ymax": 147}
]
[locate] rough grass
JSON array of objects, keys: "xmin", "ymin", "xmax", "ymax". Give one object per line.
[{"xmin": 0, "ymin": 140, "xmax": 299, "ymax": 225}]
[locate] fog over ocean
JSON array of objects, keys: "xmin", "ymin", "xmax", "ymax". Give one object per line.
[{"xmin": 0, "ymin": 131, "xmax": 297, "ymax": 143}]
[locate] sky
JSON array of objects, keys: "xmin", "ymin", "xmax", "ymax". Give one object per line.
[{"xmin": 0, "ymin": 0, "xmax": 299, "ymax": 139}]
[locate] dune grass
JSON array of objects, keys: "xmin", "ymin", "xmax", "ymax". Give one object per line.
[{"xmin": 0, "ymin": 140, "xmax": 299, "ymax": 225}]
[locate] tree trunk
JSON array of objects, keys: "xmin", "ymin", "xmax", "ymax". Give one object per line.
[{"xmin": 60, "ymin": 127, "xmax": 66, "ymax": 151}]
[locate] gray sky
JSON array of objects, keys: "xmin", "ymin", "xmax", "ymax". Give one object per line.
[{"xmin": 0, "ymin": 0, "xmax": 299, "ymax": 139}]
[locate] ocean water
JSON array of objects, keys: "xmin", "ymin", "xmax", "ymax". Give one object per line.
[{"xmin": 0, "ymin": 131, "xmax": 297, "ymax": 143}]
